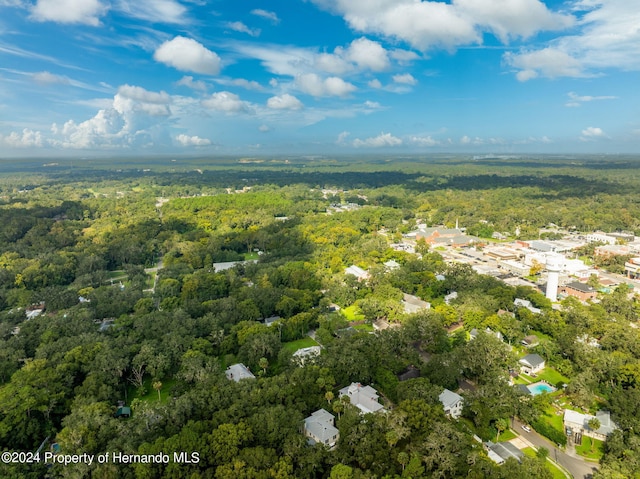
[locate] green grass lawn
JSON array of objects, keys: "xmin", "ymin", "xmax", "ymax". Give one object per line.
[
  {"xmin": 341, "ymin": 305, "xmax": 365, "ymax": 321},
  {"xmin": 538, "ymin": 368, "xmax": 570, "ymax": 386},
  {"xmin": 107, "ymin": 270, "xmax": 126, "ymax": 279},
  {"xmin": 519, "ymin": 373, "xmax": 535, "ymax": 384},
  {"xmin": 538, "ymin": 405, "xmax": 565, "ymax": 433},
  {"xmin": 129, "ymin": 377, "xmax": 177, "ymax": 404},
  {"xmin": 282, "ymin": 337, "xmax": 319, "ymax": 354},
  {"xmin": 498, "ymin": 429, "xmax": 517, "ymax": 442},
  {"xmin": 575, "ymin": 437, "xmax": 605, "ymax": 461},
  {"xmin": 522, "ymin": 448, "xmax": 568, "ymax": 479},
  {"xmin": 353, "ymin": 323, "xmax": 374, "ymax": 332},
  {"xmin": 244, "ymin": 252, "xmax": 260, "ymax": 260}
]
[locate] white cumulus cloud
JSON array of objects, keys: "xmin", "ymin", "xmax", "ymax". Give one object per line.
[
  {"xmin": 311, "ymin": 0, "xmax": 572, "ymax": 51},
  {"xmin": 154, "ymin": 36, "xmax": 221, "ymax": 75},
  {"xmin": 30, "ymin": 0, "xmax": 107, "ymax": 26},
  {"xmin": 296, "ymin": 73, "xmax": 356, "ymax": 97},
  {"xmin": 504, "ymin": 2, "xmax": 640, "ymax": 80},
  {"xmin": 176, "ymin": 134, "xmax": 211, "ymax": 146},
  {"xmin": 175, "ymin": 76, "xmax": 207, "ymax": 91},
  {"xmin": 410, "ymin": 135, "xmax": 438, "ymax": 146},
  {"xmin": 392, "ymin": 73, "xmax": 417, "ymax": 85},
  {"xmin": 267, "ymin": 94, "xmax": 304, "ymax": 110},
  {"xmin": 202, "ymin": 91, "xmax": 251, "ymax": 113},
  {"xmin": 50, "ymin": 84, "xmax": 172, "ymax": 149},
  {"xmin": 503, "ymin": 48, "xmax": 586, "ymax": 81},
  {"xmin": 581, "ymin": 126, "xmax": 606, "ymax": 139},
  {"xmin": 353, "ymin": 132, "xmax": 402, "ymax": 148},
  {"xmin": 344, "ymin": 37, "xmax": 390, "ymax": 71},
  {"xmin": 2, "ymin": 128, "xmax": 44, "ymax": 148}
]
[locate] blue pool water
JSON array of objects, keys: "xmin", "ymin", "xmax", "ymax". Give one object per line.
[{"xmin": 527, "ymin": 382, "xmax": 556, "ymax": 395}]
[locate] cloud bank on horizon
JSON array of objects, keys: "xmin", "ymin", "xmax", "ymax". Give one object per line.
[{"xmin": 0, "ymin": 0, "xmax": 638, "ymax": 155}]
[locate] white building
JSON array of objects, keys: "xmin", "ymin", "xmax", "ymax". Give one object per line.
[
  {"xmin": 438, "ymin": 389, "xmax": 464, "ymax": 419},
  {"xmin": 225, "ymin": 363, "xmax": 256, "ymax": 382},
  {"xmin": 339, "ymin": 383, "xmax": 385, "ymax": 414},
  {"xmin": 292, "ymin": 346, "xmax": 321, "ymax": 365},
  {"xmin": 564, "ymin": 410, "xmax": 618, "ymax": 441},
  {"xmin": 303, "ymin": 409, "xmax": 339, "ymax": 448}
]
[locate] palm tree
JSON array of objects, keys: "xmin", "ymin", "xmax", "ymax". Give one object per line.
[
  {"xmin": 259, "ymin": 357, "xmax": 268, "ymax": 375},
  {"xmin": 587, "ymin": 417, "xmax": 601, "ymax": 452},
  {"xmin": 495, "ymin": 418, "xmax": 509, "ymax": 442},
  {"xmin": 152, "ymin": 381, "xmax": 162, "ymax": 402},
  {"xmin": 325, "ymin": 391, "xmax": 334, "ymax": 404}
]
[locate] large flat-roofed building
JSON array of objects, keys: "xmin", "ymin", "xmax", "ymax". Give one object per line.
[{"xmin": 625, "ymin": 258, "xmax": 640, "ymax": 279}]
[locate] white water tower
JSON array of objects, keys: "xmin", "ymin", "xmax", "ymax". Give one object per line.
[{"xmin": 545, "ymin": 254, "xmax": 562, "ymax": 302}]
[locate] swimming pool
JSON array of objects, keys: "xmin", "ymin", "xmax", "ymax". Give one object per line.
[{"xmin": 527, "ymin": 382, "xmax": 556, "ymax": 395}]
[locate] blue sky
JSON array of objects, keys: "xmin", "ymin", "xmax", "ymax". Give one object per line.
[{"xmin": 1, "ymin": 0, "xmax": 639, "ymax": 156}]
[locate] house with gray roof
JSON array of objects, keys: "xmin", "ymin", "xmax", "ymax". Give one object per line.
[
  {"xmin": 345, "ymin": 265, "xmax": 369, "ymax": 281},
  {"xmin": 225, "ymin": 363, "xmax": 256, "ymax": 382},
  {"xmin": 564, "ymin": 409, "xmax": 619, "ymax": 441},
  {"xmin": 292, "ymin": 346, "xmax": 321, "ymax": 365},
  {"xmin": 514, "ymin": 298, "xmax": 541, "ymax": 314},
  {"xmin": 485, "ymin": 441, "xmax": 524, "ymax": 465},
  {"xmin": 438, "ymin": 388, "xmax": 464, "ymax": 419},
  {"xmin": 339, "ymin": 383, "xmax": 385, "ymax": 414},
  {"xmin": 303, "ymin": 409, "xmax": 339, "ymax": 448},
  {"xmin": 402, "ymin": 293, "xmax": 430, "ymax": 314},
  {"xmin": 519, "ymin": 354, "xmax": 546, "ymax": 375}
]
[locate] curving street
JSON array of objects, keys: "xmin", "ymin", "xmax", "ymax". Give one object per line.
[{"xmin": 513, "ymin": 418, "xmax": 599, "ymax": 479}]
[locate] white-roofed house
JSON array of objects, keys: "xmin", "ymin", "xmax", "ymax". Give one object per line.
[
  {"xmin": 339, "ymin": 382, "xmax": 385, "ymax": 414},
  {"xmin": 303, "ymin": 409, "xmax": 340, "ymax": 448},
  {"xmin": 402, "ymin": 293, "xmax": 431, "ymax": 314},
  {"xmin": 345, "ymin": 265, "xmax": 369, "ymax": 281},
  {"xmin": 564, "ymin": 410, "xmax": 619, "ymax": 441},
  {"xmin": 225, "ymin": 363, "xmax": 256, "ymax": 382},
  {"xmin": 438, "ymin": 388, "xmax": 464, "ymax": 419},
  {"xmin": 292, "ymin": 346, "xmax": 321, "ymax": 365}
]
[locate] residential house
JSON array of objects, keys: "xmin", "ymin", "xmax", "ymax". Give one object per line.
[
  {"xmin": 402, "ymin": 293, "xmax": 431, "ymax": 314},
  {"xmin": 485, "ymin": 441, "xmax": 524, "ymax": 465},
  {"xmin": 292, "ymin": 346, "xmax": 321, "ymax": 365},
  {"xmin": 383, "ymin": 260, "xmax": 400, "ymax": 271},
  {"xmin": 564, "ymin": 410, "xmax": 618, "ymax": 441},
  {"xmin": 339, "ymin": 383, "xmax": 385, "ymax": 414},
  {"xmin": 521, "ymin": 335, "xmax": 539, "ymax": 348},
  {"xmin": 225, "ymin": 363, "xmax": 256, "ymax": 382},
  {"xmin": 303, "ymin": 409, "xmax": 339, "ymax": 448},
  {"xmin": 519, "ymin": 354, "xmax": 546, "ymax": 375},
  {"xmin": 444, "ymin": 291, "xmax": 458, "ymax": 304},
  {"xmin": 438, "ymin": 389, "xmax": 464, "ymax": 419},
  {"xmin": 264, "ymin": 316, "xmax": 281, "ymax": 327},
  {"xmin": 345, "ymin": 265, "xmax": 369, "ymax": 281},
  {"xmin": 469, "ymin": 328, "xmax": 503, "ymax": 342},
  {"xmin": 513, "ymin": 298, "xmax": 541, "ymax": 314}
]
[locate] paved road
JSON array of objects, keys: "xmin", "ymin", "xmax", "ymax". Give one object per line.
[{"xmin": 514, "ymin": 419, "xmax": 599, "ymax": 479}]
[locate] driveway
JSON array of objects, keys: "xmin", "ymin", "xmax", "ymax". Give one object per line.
[{"xmin": 514, "ymin": 418, "xmax": 599, "ymax": 479}]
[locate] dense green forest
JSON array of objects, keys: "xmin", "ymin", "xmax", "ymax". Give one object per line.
[{"xmin": 0, "ymin": 155, "xmax": 639, "ymax": 478}]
